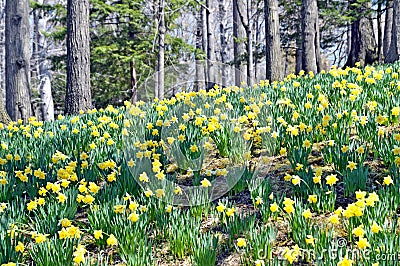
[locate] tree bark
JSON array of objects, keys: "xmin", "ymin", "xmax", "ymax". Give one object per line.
[
  {"xmin": 65, "ymin": 0, "xmax": 92, "ymax": 115},
  {"xmin": 295, "ymin": 16, "xmax": 303, "ymax": 74},
  {"xmin": 5, "ymin": 0, "xmax": 32, "ymax": 122},
  {"xmin": 377, "ymin": 0, "xmax": 383, "ymax": 63},
  {"xmin": 386, "ymin": 0, "xmax": 400, "ymax": 63},
  {"xmin": 32, "ymin": 7, "xmax": 40, "ymax": 83},
  {"xmin": 265, "ymin": 0, "xmax": 282, "ymax": 81},
  {"xmin": 245, "ymin": 0, "xmax": 253, "ymax": 84},
  {"xmin": 315, "ymin": 10, "xmax": 322, "ymax": 72},
  {"xmin": 206, "ymin": 0, "xmax": 216, "ymax": 86},
  {"xmin": 0, "ymin": 91, "xmax": 10, "ymax": 124},
  {"xmin": 383, "ymin": 0, "xmax": 393, "ymax": 59},
  {"xmin": 0, "ymin": 0, "xmax": 5, "ymax": 100},
  {"xmin": 130, "ymin": 60, "xmax": 137, "ymax": 102},
  {"xmin": 301, "ymin": 0, "xmax": 318, "ymax": 73},
  {"xmin": 219, "ymin": 0, "xmax": 228, "ymax": 87},
  {"xmin": 195, "ymin": 5, "xmax": 205, "ymax": 90},
  {"xmin": 345, "ymin": 0, "xmax": 377, "ymax": 67},
  {"xmin": 157, "ymin": 0, "xmax": 165, "ymax": 99},
  {"xmin": 128, "ymin": 3, "xmax": 137, "ymax": 103},
  {"xmin": 38, "ymin": 0, "xmax": 54, "ymax": 121},
  {"xmin": 233, "ymin": 0, "xmax": 241, "ymax": 86}
]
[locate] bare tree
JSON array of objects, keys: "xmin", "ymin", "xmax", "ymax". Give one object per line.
[
  {"xmin": 65, "ymin": 0, "xmax": 92, "ymax": 114},
  {"xmin": 386, "ymin": 0, "xmax": 400, "ymax": 63},
  {"xmin": 235, "ymin": 0, "xmax": 254, "ymax": 84},
  {"xmin": 265, "ymin": 0, "xmax": 282, "ymax": 81},
  {"xmin": 5, "ymin": 0, "xmax": 32, "ymax": 121}
]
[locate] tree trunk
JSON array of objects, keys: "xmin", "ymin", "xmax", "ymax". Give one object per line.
[
  {"xmin": 255, "ymin": 10, "xmax": 260, "ymax": 81},
  {"xmin": 5, "ymin": 0, "xmax": 32, "ymax": 122},
  {"xmin": 39, "ymin": 75, "xmax": 53, "ymax": 121},
  {"xmin": 345, "ymin": 0, "xmax": 377, "ymax": 67},
  {"xmin": 32, "ymin": 7, "xmax": 40, "ymax": 83},
  {"xmin": 377, "ymin": 0, "xmax": 383, "ymax": 63},
  {"xmin": 284, "ymin": 46, "xmax": 289, "ymax": 76},
  {"xmin": 0, "ymin": 0, "xmax": 5, "ymax": 101},
  {"xmin": 195, "ymin": 5, "xmax": 205, "ymax": 90},
  {"xmin": 128, "ymin": 4, "xmax": 137, "ymax": 103},
  {"xmin": 383, "ymin": 0, "xmax": 393, "ymax": 59},
  {"xmin": 0, "ymin": 91, "xmax": 10, "ymax": 125},
  {"xmin": 386, "ymin": 0, "xmax": 400, "ymax": 63},
  {"xmin": 219, "ymin": 0, "xmax": 228, "ymax": 87},
  {"xmin": 301, "ymin": 0, "xmax": 318, "ymax": 73},
  {"xmin": 246, "ymin": 0, "xmax": 253, "ymax": 84},
  {"xmin": 265, "ymin": 0, "xmax": 282, "ymax": 81},
  {"xmin": 130, "ymin": 60, "xmax": 137, "ymax": 102},
  {"xmin": 315, "ymin": 10, "xmax": 322, "ymax": 72},
  {"xmin": 295, "ymin": 16, "xmax": 303, "ymax": 74},
  {"xmin": 65, "ymin": 0, "xmax": 92, "ymax": 114},
  {"xmin": 206, "ymin": 0, "xmax": 216, "ymax": 86},
  {"xmin": 157, "ymin": 0, "xmax": 165, "ymax": 99},
  {"xmin": 346, "ymin": 24, "xmax": 351, "ymax": 56},
  {"xmin": 38, "ymin": 0, "xmax": 54, "ymax": 121},
  {"xmin": 233, "ymin": 0, "xmax": 241, "ymax": 86}
]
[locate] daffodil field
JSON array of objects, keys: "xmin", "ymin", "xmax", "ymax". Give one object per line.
[{"xmin": 2, "ymin": 62, "xmax": 400, "ymax": 266}]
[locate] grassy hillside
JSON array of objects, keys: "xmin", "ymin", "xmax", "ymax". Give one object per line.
[{"xmin": 1, "ymin": 62, "xmax": 400, "ymax": 265}]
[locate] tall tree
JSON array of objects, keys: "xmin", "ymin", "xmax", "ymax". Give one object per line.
[
  {"xmin": 265, "ymin": 0, "xmax": 282, "ymax": 81},
  {"xmin": 36, "ymin": 0, "xmax": 54, "ymax": 121},
  {"xmin": 345, "ymin": 0, "xmax": 377, "ymax": 67},
  {"xmin": 233, "ymin": 0, "xmax": 243, "ymax": 86},
  {"xmin": 386, "ymin": 0, "xmax": 400, "ymax": 63},
  {"xmin": 236, "ymin": 0, "xmax": 254, "ymax": 84},
  {"xmin": 195, "ymin": 5, "xmax": 206, "ymax": 90},
  {"xmin": 65, "ymin": 0, "xmax": 92, "ymax": 114},
  {"xmin": 245, "ymin": 0, "xmax": 254, "ymax": 84},
  {"xmin": 383, "ymin": 0, "xmax": 393, "ymax": 59},
  {"xmin": 301, "ymin": 0, "xmax": 319, "ymax": 73},
  {"xmin": 206, "ymin": 0, "xmax": 216, "ymax": 85},
  {"xmin": 218, "ymin": 0, "xmax": 228, "ymax": 86},
  {"xmin": 377, "ymin": 0, "xmax": 383, "ymax": 62},
  {"xmin": 5, "ymin": 0, "xmax": 32, "ymax": 121},
  {"xmin": 0, "ymin": 0, "xmax": 5, "ymax": 97},
  {"xmin": 157, "ymin": 0, "xmax": 166, "ymax": 99}
]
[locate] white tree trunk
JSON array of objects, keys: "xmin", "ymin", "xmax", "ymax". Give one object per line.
[
  {"xmin": 39, "ymin": 76, "xmax": 54, "ymax": 120},
  {"xmin": 37, "ymin": 0, "xmax": 54, "ymax": 121}
]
